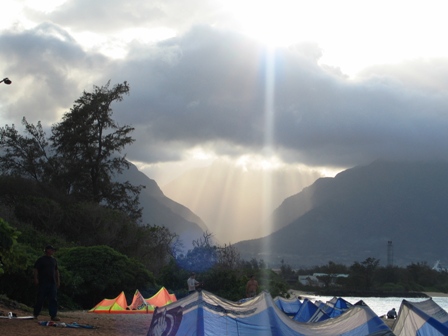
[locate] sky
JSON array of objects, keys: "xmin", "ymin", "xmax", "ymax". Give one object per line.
[{"xmin": 1, "ymin": 1, "xmax": 448, "ymax": 243}]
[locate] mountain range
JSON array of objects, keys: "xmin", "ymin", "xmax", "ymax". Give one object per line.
[
  {"xmin": 122, "ymin": 160, "xmax": 448, "ymax": 268},
  {"xmin": 233, "ymin": 160, "xmax": 448, "ymax": 268}
]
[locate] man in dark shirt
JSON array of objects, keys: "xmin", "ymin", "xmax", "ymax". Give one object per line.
[
  {"xmin": 387, "ymin": 308, "xmax": 397, "ymax": 319},
  {"xmin": 33, "ymin": 245, "xmax": 60, "ymax": 321}
]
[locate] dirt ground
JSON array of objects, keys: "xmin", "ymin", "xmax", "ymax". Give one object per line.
[{"xmin": 0, "ymin": 303, "xmax": 153, "ymax": 336}]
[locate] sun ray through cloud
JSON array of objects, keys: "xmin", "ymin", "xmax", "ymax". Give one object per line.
[{"xmin": 260, "ymin": 47, "xmax": 277, "ymax": 262}]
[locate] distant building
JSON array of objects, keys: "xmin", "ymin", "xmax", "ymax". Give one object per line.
[
  {"xmin": 298, "ymin": 275, "xmax": 322, "ymax": 287},
  {"xmin": 298, "ymin": 273, "xmax": 349, "ymax": 287}
]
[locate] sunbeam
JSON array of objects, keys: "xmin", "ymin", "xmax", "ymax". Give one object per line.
[{"xmin": 260, "ymin": 47, "xmax": 277, "ymax": 264}]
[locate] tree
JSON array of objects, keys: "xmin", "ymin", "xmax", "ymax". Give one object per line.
[
  {"xmin": 279, "ymin": 259, "xmax": 296, "ymax": 283},
  {"xmin": 216, "ymin": 243, "xmax": 241, "ymax": 270},
  {"xmin": 406, "ymin": 262, "xmax": 437, "ymax": 288},
  {"xmin": 50, "ymin": 81, "xmax": 142, "ymax": 220},
  {"xmin": 57, "ymin": 245, "xmax": 155, "ymax": 308},
  {"xmin": 0, "ymin": 218, "xmax": 21, "ymax": 275},
  {"xmin": 177, "ymin": 232, "xmax": 218, "ymax": 273},
  {"xmin": 130, "ymin": 225, "xmax": 179, "ymax": 277},
  {"xmin": 0, "ymin": 82, "xmax": 142, "ymax": 221},
  {"xmin": 315, "ymin": 261, "xmax": 349, "ymax": 288},
  {"xmin": 349, "ymin": 257, "xmax": 380, "ymax": 290},
  {"xmin": 0, "ymin": 118, "xmax": 53, "ymax": 182}
]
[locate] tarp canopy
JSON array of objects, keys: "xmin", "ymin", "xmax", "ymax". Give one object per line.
[
  {"xmin": 90, "ymin": 287, "xmax": 177, "ymax": 314},
  {"xmin": 393, "ymin": 299, "xmax": 448, "ymax": 336},
  {"xmin": 274, "ymin": 296, "xmax": 302, "ymax": 316},
  {"xmin": 316, "ymin": 297, "xmax": 352, "ymax": 318},
  {"xmin": 405, "ymin": 298, "xmax": 448, "ymax": 326},
  {"xmin": 147, "ymin": 290, "xmax": 393, "ymax": 336},
  {"xmin": 293, "ymin": 298, "xmax": 330, "ymax": 323}
]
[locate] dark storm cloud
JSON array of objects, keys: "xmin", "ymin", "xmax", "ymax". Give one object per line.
[
  {"xmin": 107, "ymin": 26, "xmax": 448, "ymax": 167},
  {"xmin": 2, "ymin": 24, "xmax": 448, "ymax": 168}
]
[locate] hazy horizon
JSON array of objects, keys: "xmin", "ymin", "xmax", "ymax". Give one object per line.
[{"xmin": 161, "ymin": 159, "xmax": 323, "ymax": 243}]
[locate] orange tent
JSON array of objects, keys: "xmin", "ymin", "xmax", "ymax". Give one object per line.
[
  {"xmin": 145, "ymin": 287, "xmax": 177, "ymax": 307},
  {"xmin": 88, "ymin": 291, "xmax": 128, "ymax": 313},
  {"xmin": 127, "ymin": 289, "xmax": 155, "ymax": 313},
  {"xmin": 90, "ymin": 287, "xmax": 177, "ymax": 314}
]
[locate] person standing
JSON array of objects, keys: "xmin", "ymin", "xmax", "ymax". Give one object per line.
[
  {"xmin": 246, "ymin": 275, "xmax": 259, "ymax": 298},
  {"xmin": 33, "ymin": 245, "xmax": 60, "ymax": 321},
  {"xmin": 187, "ymin": 273, "xmax": 200, "ymax": 294}
]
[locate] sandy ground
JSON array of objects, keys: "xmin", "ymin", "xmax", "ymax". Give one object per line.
[
  {"xmin": 0, "ymin": 304, "xmax": 153, "ymax": 336},
  {"xmin": 424, "ymin": 292, "xmax": 448, "ymax": 298}
]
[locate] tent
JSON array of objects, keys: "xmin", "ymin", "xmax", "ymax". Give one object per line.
[
  {"xmin": 89, "ymin": 291, "xmax": 128, "ymax": 314},
  {"xmin": 145, "ymin": 287, "xmax": 177, "ymax": 307},
  {"xmin": 127, "ymin": 289, "xmax": 155, "ymax": 313},
  {"xmin": 315, "ymin": 297, "xmax": 352, "ymax": 318},
  {"xmin": 90, "ymin": 287, "xmax": 177, "ymax": 314},
  {"xmin": 404, "ymin": 298, "xmax": 448, "ymax": 326},
  {"xmin": 329, "ymin": 297, "xmax": 353, "ymax": 310},
  {"xmin": 393, "ymin": 299, "xmax": 448, "ymax": 336},
  {"xmin": 293, "ymin": 298, "xmax": 330, "ymax": 323},
  {"xmin": 147, "ymin": 290, "xmax": 393, "ymax": 336},
  {"xmin": 274, "ymin": 296, "xmax": 302, "ymax": 316}
]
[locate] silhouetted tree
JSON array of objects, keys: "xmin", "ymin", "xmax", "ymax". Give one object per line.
[
  {"xmin": 349, "ymin": 257, "xmax": 380, "ymax": 290},
  {"xmin": 177, "ymin": 232, "xmax": 217, "ymax": 273},
  {"xmin": 0, "ymin": 82, "xmax": 143, "ymax": 221},
  {"xmin": 50, "ymin": 81, "xmax": 142, "ymax": 220},
  {"xmin": 0, "ymin": 118, "xmax": 53, "ymax": 182}
]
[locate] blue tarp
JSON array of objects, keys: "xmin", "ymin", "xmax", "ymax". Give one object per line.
[
  {"xmin": 274, "ymin": 296, "xmax": 302, "ymax": 316},
  {"xmin": 293, "ymin": 298, "xmax": 330, "ymax": 323},
  {"xmin": 147, "ymin": 290, "xmax": 393, "ymax": 336},
  {"xmin": 316, "ymin": 297, "xmax": 352, "ymax": 318},
  {"xmin": 393, "ymin": 299, "xmax": 448, "ymax": 336},
  {"xmin": 408, "ymin": 298, "xmax": 448, "ymax": 326}
]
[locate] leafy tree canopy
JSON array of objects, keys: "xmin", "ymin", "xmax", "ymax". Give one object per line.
[
  {"xmin": 0, "ymin": 81, "xmax": 142, "ymax": 221},
  {"xmin": 0, "ymin": 218, "xmax": 21, "ymax": 275},
  {"xmin": 57, "ymin": 245, "xmax": 155, "ymax": 308}
]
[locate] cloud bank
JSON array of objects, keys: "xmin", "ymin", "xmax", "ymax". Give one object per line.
[{"xmin": 2, "ymin": 22, "xmax": 448, "ymax": 170}]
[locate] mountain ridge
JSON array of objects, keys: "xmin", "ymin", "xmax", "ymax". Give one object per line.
[
  {"xmin": 117, "ymin": 162, "xmax": 208, "ymax": 247},
  {"xmin": 234, "ymin": 160, "xmax": 448, "ymax": 268}
]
